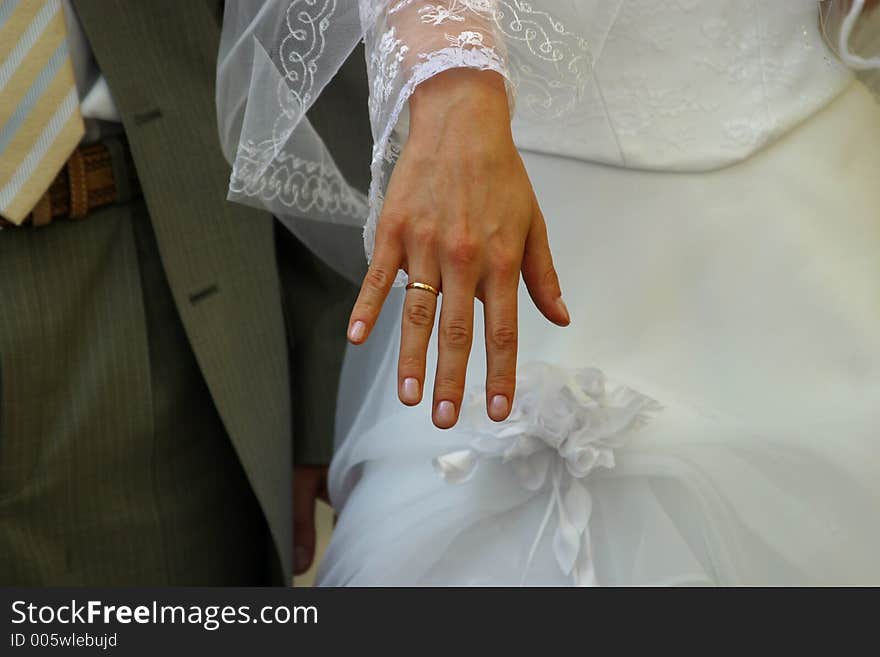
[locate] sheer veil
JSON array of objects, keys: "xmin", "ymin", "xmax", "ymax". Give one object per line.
[{"xmin": 216, "ymin": 1, "xmax": 879, "ymax": 281}]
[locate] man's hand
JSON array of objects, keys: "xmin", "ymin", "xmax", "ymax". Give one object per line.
[
  {"xmin": 346, "ymin": 68, "xmax": 568, "ymax": 430},
  {"xmin": 292, "ymin": 465, "xmax": 330, "ymax": 576}
]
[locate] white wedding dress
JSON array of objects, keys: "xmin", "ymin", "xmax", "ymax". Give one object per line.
[
  {"xmin": 214, "ymin": 0, "xmax": 880, "ymax": 585},
  {"xmin": 311, "ymin": 2, "xmax": 880, "ymax": 586}
]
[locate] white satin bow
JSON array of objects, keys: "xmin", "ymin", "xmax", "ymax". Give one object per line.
[{"xmin": 434, "ymin": 363, "xmax": 661, "ymax": 586}]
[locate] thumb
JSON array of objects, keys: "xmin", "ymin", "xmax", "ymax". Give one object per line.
[{"xmin": 521, "ymin": 201, "xmax": 570, "ymax": 327}]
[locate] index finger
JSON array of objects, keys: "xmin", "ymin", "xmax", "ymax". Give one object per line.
[{"xmin": 348, "ymin": 238, "xmax": 403, "ymax": 345}]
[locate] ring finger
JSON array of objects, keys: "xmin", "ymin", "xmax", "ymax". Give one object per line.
[{"xmin": 398, "ymin": 265, "xmax": 441, "ymax": 407}]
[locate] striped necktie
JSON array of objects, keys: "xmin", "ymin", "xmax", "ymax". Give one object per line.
[{"xmin": 0, "ymin": 0, "xmax": 84, "ymax": 225}]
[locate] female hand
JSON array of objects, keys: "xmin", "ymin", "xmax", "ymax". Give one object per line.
[{"xmin": 347, "ymin": 68, "xmax": 569, "ymax": 429}]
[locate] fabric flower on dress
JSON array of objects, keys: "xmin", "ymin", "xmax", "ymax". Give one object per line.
[{"xmin": 434, "ymin": 362, "xmax": 661, "ymax": 585}]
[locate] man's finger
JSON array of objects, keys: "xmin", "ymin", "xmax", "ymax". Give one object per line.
[{"xmin": 292, "ymin": 471, "xmax": 318, "ymax": 576}]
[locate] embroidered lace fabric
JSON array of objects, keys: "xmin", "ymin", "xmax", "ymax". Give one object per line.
[{"xmin": 216, "ymin": 1, "xmax": 878, "ymax": 278}]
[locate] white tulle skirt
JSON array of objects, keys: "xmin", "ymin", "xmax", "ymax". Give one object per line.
[{"xmin": 317, "ymin": 82, "xmax": 880, "ymax": 586}]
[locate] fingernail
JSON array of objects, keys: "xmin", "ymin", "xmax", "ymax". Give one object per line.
[
  {"xmin": 295, "ymin": 546, "xmax": 312, "ymax": 573},
  {"xmin": 556, "ymin": 297, "xmax": 571, "ymax": 325},
  {"xmin": 401, "ymin": 377, "xmax": 421, "ymax": 404},
  {"xmin": 435, "ymin": 400, "xmax": 456, "ymax": 428},
  {"xmin": 489, "ymin": 394, "xmax": 509, "ymax": 420},
  {"xmin": 348, "ymin": 320, "xmax": 366, "ymax": 342}
]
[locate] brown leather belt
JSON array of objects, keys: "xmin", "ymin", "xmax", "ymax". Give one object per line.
[{"xmin": 0, "ymin": 138, "xmax": 140, "ymax": 229}]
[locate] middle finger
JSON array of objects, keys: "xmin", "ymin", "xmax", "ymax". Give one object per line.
[{"xmin": 432, "ymin": 267, "xmax": 477, "ymax": 429}]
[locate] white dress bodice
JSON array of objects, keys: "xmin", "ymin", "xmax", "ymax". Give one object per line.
[{"xmin": 512, "ymin": 0, "xmax": 854, "ymax": 171}]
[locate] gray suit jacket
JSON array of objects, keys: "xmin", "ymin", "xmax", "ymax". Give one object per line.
[{"xmin": 71, "ymin": 0, "xmax": 369, "ymax": 580}]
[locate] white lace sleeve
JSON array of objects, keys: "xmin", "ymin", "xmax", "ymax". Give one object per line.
[{"xmin": 217, "ymin": 1, "xmax": 591, "ymax": 280}]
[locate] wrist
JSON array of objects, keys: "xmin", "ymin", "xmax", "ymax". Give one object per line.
[{"xmin": 408, "ymin": 68, "xmax": 511, "ymax": 145}]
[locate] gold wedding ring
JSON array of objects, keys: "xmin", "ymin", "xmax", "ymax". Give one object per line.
[{"xmin": 406, "ymin": 281, "xmax": 440, "ymax": 297}]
